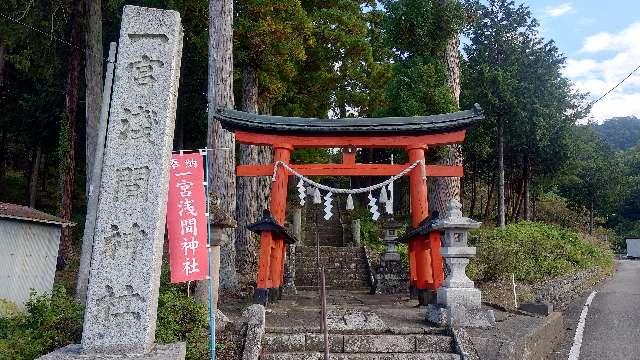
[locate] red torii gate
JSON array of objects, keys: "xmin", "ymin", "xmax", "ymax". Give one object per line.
[{"xmin": 214, "ymin": 106, "xmax": 483, "ymax": 305}]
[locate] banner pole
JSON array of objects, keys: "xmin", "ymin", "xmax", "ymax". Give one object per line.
[{"xmin": 202, "ymin": 149, "xmax": 216, "ymax": 360}]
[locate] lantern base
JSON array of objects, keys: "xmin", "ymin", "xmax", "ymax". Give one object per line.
[{"xmin": 427, "ymin": 304, "xmax": 495, "ymax": 328}]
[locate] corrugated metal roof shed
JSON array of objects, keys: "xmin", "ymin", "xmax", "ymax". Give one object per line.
[
  {"xmin": 0, "ymin": 202, "xmax": 74, "ymax": 227},
  {"xmin": 0, "ymin": 203, "xmax": 72, "ymax": 309}
]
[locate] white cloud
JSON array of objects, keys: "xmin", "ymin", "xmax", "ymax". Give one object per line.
[
  {"xmin": 580, "ymin": 23, "xmax": 640, "ymax": 53},
  {"xmin": 566, "ymin": 22, "xmax": 640, "ymax": 122},
  {"xmin": 564, "ymin": 59, "xmax": 597, "ymax": 78},
  {"xmin": 590, "ymin": 92, "xmax": 640, "ymax": 122},
  {"xmin": 545, "ymin": 3, "xmax": 573, "ymax": 17}
]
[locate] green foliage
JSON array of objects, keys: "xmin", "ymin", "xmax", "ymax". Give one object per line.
[
  {"xmin": 273, "ymin": 0, "xmax": 382, "ymax": 118},
  {"xmin": 353, "ymin": 208, "xmax": 409, "ymax": 267},
  {"xmin": 0, "ymin": 286, "xmax": 83, "ymax": 360},
  {"xmin": 235, "ymin": 0, "xmax": 312, "ymax": 110},
  {"xmin": 155, "ymin": 260, "xmax": 229, "ymax": 360},
  {"xmin": 557, "ymin": 126, "xmax": 627, "ymax": 224},
  {"xmin": 380, "ymin": 0, "xmax": 462, "ymax": 117},
  {"xmin": 462, "ymin": 0, "xmax": 587, "ymax": 175},
  {"xmin": 384, "ymin": 57, "xmax": 454, "ymax": 116},
  {"xmin": 0, "ymin": 1, "xmax": 68, "ymax": 207},
  {"xmin": 156, "ymin": 287, "xmax": 211, "ymax": 360},
  {"xmin": 0, "ymin": 272, "xmax": 214, "ymax": 360},
  {"xmin": 468, "ymin": 222, "xmax": 614, "ymax": 283},
  {"xmin": 382, "ymin": 0, "xmax": 463, "ymax": 58},
  {"xmin": 0, "ymin": 300, "xmax": 19, "ymax": 319}
]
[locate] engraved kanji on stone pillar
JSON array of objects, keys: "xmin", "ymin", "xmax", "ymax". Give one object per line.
[
  {"xmin": 79, "ymin": 5, "xmax": 184, "ymax": 356},
  {"xmin": 127, "ymin": 55, "xmax": 164, "ymax": 85}
]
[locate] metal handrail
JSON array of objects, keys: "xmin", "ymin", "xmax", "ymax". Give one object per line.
[{"xmin": 362, "ymin": 245, "xmax": 378, "ymax": 295}]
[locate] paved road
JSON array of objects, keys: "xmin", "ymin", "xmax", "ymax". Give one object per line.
[{"xmin": 578, "ymin": 260, "xmax": 640, "ymax": 359}]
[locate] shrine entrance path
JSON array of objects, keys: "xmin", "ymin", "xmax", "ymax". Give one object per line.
[{"xmin": 262, "ymin": 290, "xmax": 446, "ymax": 334}]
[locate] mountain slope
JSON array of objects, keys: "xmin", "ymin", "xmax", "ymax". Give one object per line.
[{"xmin": 592, "ymin": 116, "xmax": 640, "ymax": 151}]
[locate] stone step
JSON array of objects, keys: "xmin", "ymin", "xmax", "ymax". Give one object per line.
[
  {"xmin": 296, "ymin": 254, "xmax": 366, "ymax": 259},
  {"xmin": 295, "ymin": 271, "xmax": 368, "ymax": 278},
  {"xmin": 296, "ymin": 245, "xmax": 362, "ymax": 256},
  {"xmin": 295, "ymin": 277, "xmax": 369, "ymax": 285},
  {"xmin": 296, "ymin": 285, "xmax": 370, "ymax": 291},
  {"xmin": 265, "ymin": 326, "xmax": 448, "ymax": 336},
  {"xmin": 296, "ymin": 246, "xmax": 364, "ymax": 253},
  {"xmin": 296, "ymin": 259, "xmax": 367, "ymax": 270},
  {"xmin": 295, "ymin": 276, "xmax": 369, "ymax": 283},
  {"xmin": 295, "ymin": 272, "xmax": 368, "ymax": 279},
  {"xmin": 297, "ymin": 254, "xmax": 365, "ymax": 261},
  {"xmin": 296, "ymin": 279, "xmax": 369, "ymax": 287},
  {"xmin": 295, "ymin": 265, "xmax": 368, "ymax": 271},
  {"xmin": 297, "ymin": 246, "xmax": 364, "ymax": 251},
  {"xmin": 262, "ymin": 334, "xmax": 456, "ymax": 355},
  {"xmin": 295, "ymin": 279, "xmax": 370, "ymax": 287},
  {"xmin": 296, "ymin": 255, "xmax": 366, "ymax": 261},
  {"xmin": 260, "ymin": 353, "xmax": 460, "ymax": 360}
]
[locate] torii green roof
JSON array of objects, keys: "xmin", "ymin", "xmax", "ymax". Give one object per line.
[{"xmin": 214, "ymin": 104, "xmax": 483, "ymax": 135}]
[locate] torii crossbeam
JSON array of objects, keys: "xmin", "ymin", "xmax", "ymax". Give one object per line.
[{"xmin": 214, "ymin": 105, "xmax": 484, "ymax": 305}]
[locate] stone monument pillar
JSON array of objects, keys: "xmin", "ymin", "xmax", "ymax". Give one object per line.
[
  {"xmin": 427, "ymin": 200, "xmax": 495, "ymax": 328},
  {"xmin": 376, "ymin": 217, "xmax": 408, "ymax": 294},
  {"xmin": 40, "ymin": 6, "xmax": 185, "ymax": 359},
  {"xmin": 352, "ymin": 219, "xmax": 361, "ymax": 247}
]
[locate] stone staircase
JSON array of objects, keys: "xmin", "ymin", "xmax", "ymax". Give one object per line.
[
  {"xmin": 295, "ymin": 245, "xmax": 371, "ymax": 291},
  {"xmin": 260, "ymin": 331, "xmax": 460, "ymax": 359}
]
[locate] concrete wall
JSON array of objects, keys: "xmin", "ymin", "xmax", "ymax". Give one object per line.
[{"xmin": 0, "ymin": 219, "xmax": 61, "ymax": 308}]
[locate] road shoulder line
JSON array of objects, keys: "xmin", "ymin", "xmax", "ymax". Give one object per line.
[{"xmin": 567, "ymin": 290, "xmax": 598, "ymax": 360}]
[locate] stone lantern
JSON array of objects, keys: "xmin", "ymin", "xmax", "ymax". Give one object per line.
[
  {"xmin": 427, "ymin": 199, "xmax": 495, "ymax": 328},
  {"xmin": 376, "ymin": 217, "xmax": 409, "ymax": 294}
]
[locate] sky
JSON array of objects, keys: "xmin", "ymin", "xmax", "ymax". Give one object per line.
[{"xmin": 520, "ymin": 1, "xmax": 640, "ymax": 122}]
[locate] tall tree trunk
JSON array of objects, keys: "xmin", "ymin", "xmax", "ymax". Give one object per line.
[
  {"xmin": 236, "ymin": 66, "xmax": 261, "ymax": 280},
  {"xmin": 0, "ymin": 128, "xmax": 6, "ymax": 179},
  {"xmin": 497, "ymin": 116, "xmax": 505, "ymax": 228},
  {"xmin": 205, "ymin": 0, "xmax": 237, "ymax": 291},
  {"xmin": 513, "ymin": 177, "xmax": 524, "ymax": 220},
  {"xmin": 484, "ymin": 173, "xmax": 495, "ymax": 221},
  {"xmin": 58, "ymin": 0, "xmax": 84, "ymax": 265},
  {"xmin": 0, "ymin": 39, "xmax": 6, "ymax": 179},
  {"xmin": 432, "ymin": 20, "xmax": 462, "ymax": 218},
  {"xmin": 523, "ymin": 153, "xmax": 530, "ymax": 220},
  {"xmin": 469, "ymin": 172, "xmax": 477, "ymax": 218},
  {"xmin": 255, "ymin": 103, "xmax": 273, "ymax": 212},
  {"xmin": 532, "ymin": 193, "xmax": 536, "ymax": 220},
  {"xmin": 84, "ymin": 0, "xmax": 102, "ymax": 196},
  {"xmin": 29, "ymin": 144, "xmax": 42, "ymax": 207},
  {"xmin": 0, "ymin": 37, "xmax": 6, "ymax": 89}
]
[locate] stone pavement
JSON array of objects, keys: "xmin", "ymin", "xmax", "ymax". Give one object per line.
[
  {"xmin": 265, "ymin": 290, "xmax": 445, "ymax": 334},
  {"xmin": 257, "ymin": 290, "xmax": 460, "ymax": 359}
]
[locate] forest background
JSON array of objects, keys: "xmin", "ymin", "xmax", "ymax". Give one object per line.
[{"xmin": 0, "ymin": 0, "xmax": 639, "ymax": 291}]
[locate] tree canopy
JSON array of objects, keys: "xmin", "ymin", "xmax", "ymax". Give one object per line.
[{"xmin": 0, "ymin": 0, "xmax": 637, "ymax": 286}]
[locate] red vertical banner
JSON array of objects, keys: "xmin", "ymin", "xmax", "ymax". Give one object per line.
[{"xmin": 167, "ymin": 152, "xmax": 209, "ymax": 283}]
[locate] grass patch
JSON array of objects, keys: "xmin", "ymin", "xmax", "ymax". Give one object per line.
[
  {"xmin": 0, "ymin": 286, "xmax": 83, "ymax": 360},
  {"xmin": 468, "ymin": 221, "xmax": 614, "ymax": 284}
]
